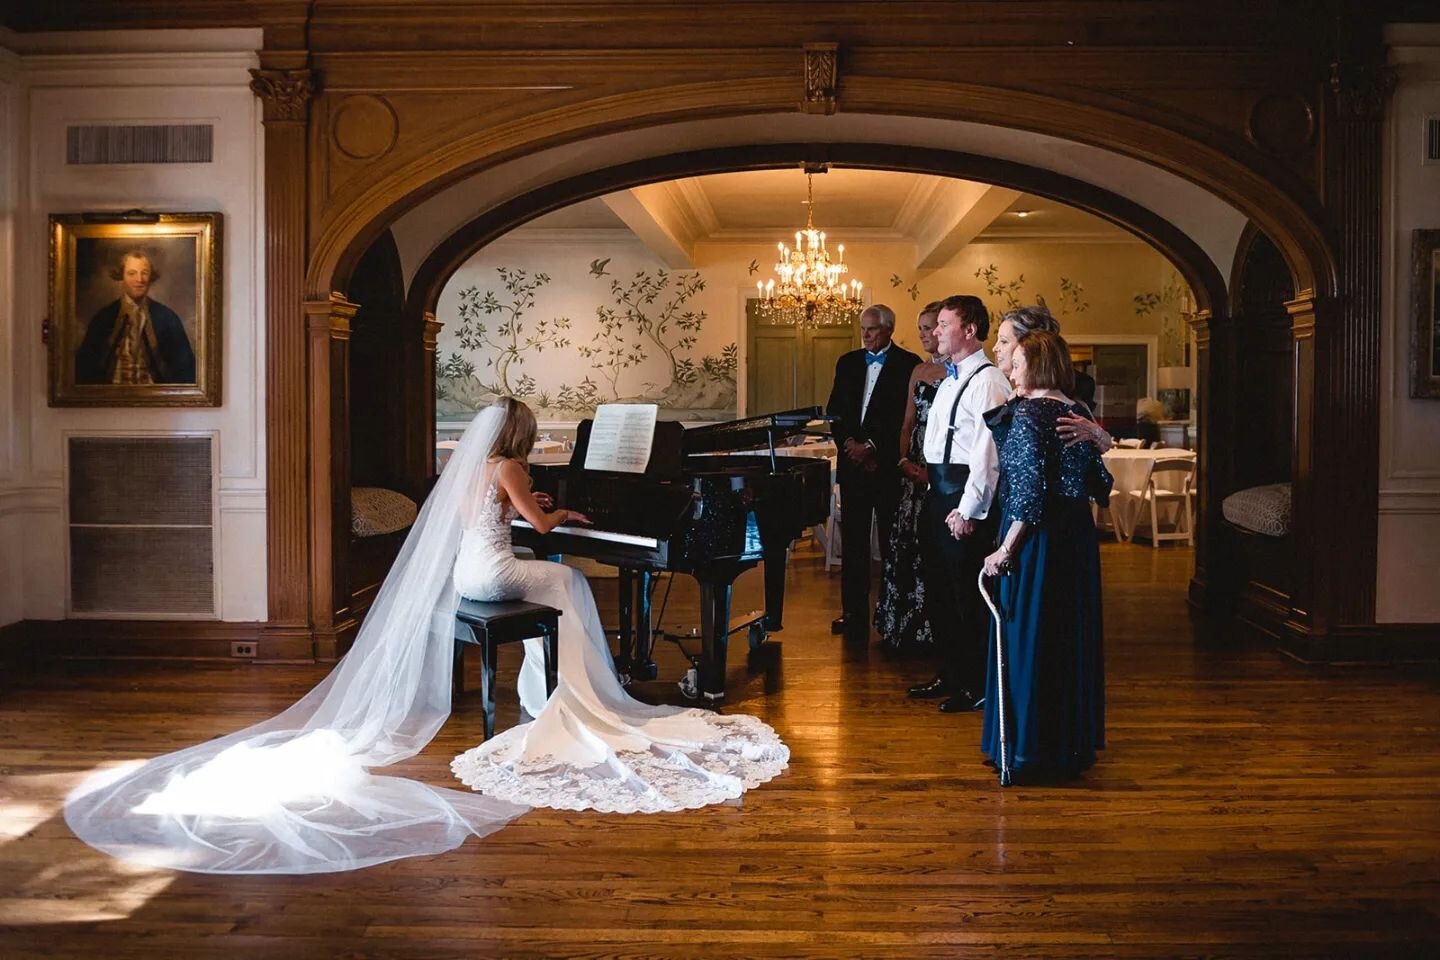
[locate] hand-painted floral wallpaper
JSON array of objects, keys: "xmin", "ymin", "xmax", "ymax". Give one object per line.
[{"xmin": 436, "ymin": 250, "xmax": 737, "ymax": 422}]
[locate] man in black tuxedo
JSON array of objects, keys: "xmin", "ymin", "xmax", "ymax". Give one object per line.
[{"xmin": 825, "ymin": 303, "xmax": 921, "ymax": 641}]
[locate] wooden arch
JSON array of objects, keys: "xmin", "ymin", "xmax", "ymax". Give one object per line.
[
  {"xmin": 305, "ymin": 79, "xmax": 1336, "ymax": 305},
  {"xmin": 280, "ymin": 77, "xmax": 1362, "ymax": 660}
]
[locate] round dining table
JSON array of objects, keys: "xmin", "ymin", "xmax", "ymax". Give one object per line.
[{"xmin": 1100, "ymin": 447, "xmax": 1197, "ymax": 540}]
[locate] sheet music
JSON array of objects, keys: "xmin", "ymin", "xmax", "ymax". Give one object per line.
[{"xmin": 584, "ymin": 403, "xmax": 658, "ymax": 473}]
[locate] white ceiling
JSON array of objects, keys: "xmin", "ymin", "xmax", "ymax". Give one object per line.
[{"xmin": 513, "ymin": 169, "xmax": 1133, "ymax": 272}]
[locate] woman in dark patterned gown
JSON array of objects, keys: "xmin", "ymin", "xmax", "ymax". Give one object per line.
[
  {"xmin": 981, "ymin": 331, "xmax": 1112, "ymax": 781},
  {"xmin": 875, "ymin": 302, "xmax": 947, "ymax": 650}
]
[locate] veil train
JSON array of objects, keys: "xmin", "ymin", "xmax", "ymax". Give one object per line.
[{"xmin": 64, "ymin": 405, "xmax": 528, "ymax": 874}]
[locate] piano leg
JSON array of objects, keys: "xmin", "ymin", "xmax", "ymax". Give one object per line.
[
  {"xmin": 698, "ymin": 578, "xmax": 733, "ymax": 702},
  {"xmin": 616, "ymin": 566, "xmax": 635, "ymax": 679},
  {"xmin": 761, "ymin": 543, "xmax": 788, "ymax": 632},
  {"xmin": 633, "ymin": 570, "xmax": 659, "ymax": 681}
]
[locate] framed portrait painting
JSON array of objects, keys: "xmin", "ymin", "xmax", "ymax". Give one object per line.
[
  {"xmin": 1414, "ymin": 230, "xmax": 1440, "ymax": 400},
  {"xmin": 48, "ymin": 212, "xmax": 221, "ymax": 407}
]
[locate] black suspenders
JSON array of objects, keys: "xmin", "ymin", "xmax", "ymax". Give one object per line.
[{"xmin": 940, "ymin": 362, "xmax": 996, "ymax": 464}]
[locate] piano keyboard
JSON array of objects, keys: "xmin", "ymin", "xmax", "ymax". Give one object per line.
[{"xmin": 511, "ymin": 519, "xmax": 659, "ymax": 549}]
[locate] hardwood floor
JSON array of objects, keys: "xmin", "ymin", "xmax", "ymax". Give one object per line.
[{"xmin": 1, "ymin": 543, "xmax": 1438, "ymax": 958}]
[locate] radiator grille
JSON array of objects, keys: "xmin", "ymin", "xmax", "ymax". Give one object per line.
[
  {"xmin": 68, "ymin": 436, "xmax": 214, "ymax": 616},
  {"xmin": 66, "ymin": 124, "xmax": 214, "ymax": 165}
]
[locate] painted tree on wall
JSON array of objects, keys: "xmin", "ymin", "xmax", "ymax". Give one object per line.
[
  {"xmin": 436, "ymin": 261, "xmax": 739, "ymax": 422},
  {"xmin": 448, "ymin": 267, "xmax": 572, "ymax": 397},
  {"xmin": 975, "ymin": 263, "xmax": 1090, "ymax": 319},
  {"xmin": 1134, "ymin": 272, "xmax": 1191, "ymax": 367},
  {"xmin": 579, "ymin": 296, "xmax": 648, "ymax": 401},
  {"xmin": 606, "ymin": 270, "xmax": 707, "ymax": 388}
]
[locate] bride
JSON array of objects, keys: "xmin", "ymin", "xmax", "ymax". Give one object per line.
[
  {"xmin": 449, "ymin": 397, "xmax": 788, "ymax": 811},
  {"xmin": 63, "ymin": 399, "xmax": 788, "ymax": 874}
]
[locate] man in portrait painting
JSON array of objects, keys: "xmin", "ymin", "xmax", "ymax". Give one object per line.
[{"xmin": 74, "ymin": 249, "xmax": 196, "ymax": 385}]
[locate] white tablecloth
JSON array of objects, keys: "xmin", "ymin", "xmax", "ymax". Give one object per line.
[{"xmin": 1101, "ymin": 447, "xmax": 1196, "ymax": 538}]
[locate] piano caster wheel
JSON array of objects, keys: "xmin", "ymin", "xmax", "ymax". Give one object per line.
[
  {"xmin": 747, "ymin": 623, "xmax": 767, "ymax": 652},
  {"xmin": 678, "ymin": 667, "xmax": 700, "ymax": 701},
  {"xmin": 634, "ymin": 659, "xmax": 659, "ymax": 682}
]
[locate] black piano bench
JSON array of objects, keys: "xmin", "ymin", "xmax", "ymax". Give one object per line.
[{"xmin": 453, "ymin": 598, "xmax": 561, "ymax": 742}]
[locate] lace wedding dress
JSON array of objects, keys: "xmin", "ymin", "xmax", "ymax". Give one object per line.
[{"xmin": 450, "ymin": 465, "xmax": 790, "ymax": 813}]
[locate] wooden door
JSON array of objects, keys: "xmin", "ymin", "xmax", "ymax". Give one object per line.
[{"xmin": 745, "ymin": 299, "xmax": 857, "ymax": 414}]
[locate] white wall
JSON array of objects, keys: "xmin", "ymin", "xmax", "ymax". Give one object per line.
[
  {"xmin": 0, "ymin": 28, "xmax": 266, "ymax": 625},
  {"xmin": 1379, "ymin": 25, "xmax": 1440, "ymax": 624},
  {"xmin": 0, "ymin": 38, "xmax": 22, "ymax": 626}
]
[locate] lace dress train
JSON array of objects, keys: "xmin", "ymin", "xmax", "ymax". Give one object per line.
[{"xmin": 450, "ymin": 470, "xmax": 790, "ymax": 813}]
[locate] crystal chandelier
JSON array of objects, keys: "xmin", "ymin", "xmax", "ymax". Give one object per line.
[{"xmin": 755, "ymin": 172, "xmax": 864, "ymax": 326}]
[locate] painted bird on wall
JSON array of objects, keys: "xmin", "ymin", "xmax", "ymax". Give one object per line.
[{"xmin": 589, "ymin": 257, "xmax": 611, "ymax": 277}]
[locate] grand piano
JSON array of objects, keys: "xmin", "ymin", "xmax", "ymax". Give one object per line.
[{"xmin": 511, "ymin": 407, "xmax": 831, "ymax": 702}]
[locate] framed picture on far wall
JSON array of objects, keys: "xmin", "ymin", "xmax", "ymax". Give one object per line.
[
  {"xmin": 1413, "ymin": 229, "xmax": 1440, "ymax": 399},
  {"xmin": 47, "ymin": 212, "xmax": 221, "ymax": 407}
]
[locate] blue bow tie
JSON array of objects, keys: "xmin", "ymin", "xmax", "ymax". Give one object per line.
[
  {"xmin": 944, "ymin": 359, "xmax": 959, "ymax": 379},
  {"xmin": 865, "ymin": 351, "xmax": 886, "ymax": 366}
]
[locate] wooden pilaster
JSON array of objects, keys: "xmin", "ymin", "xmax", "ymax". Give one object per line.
[{"xmin": 251, "ymin": 61, "xmax": 316, "ymax": 646}]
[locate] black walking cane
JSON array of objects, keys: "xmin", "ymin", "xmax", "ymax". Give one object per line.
[{"xmin": 978, "ymin": 569, "xmax": 1012, "ymax": 787}]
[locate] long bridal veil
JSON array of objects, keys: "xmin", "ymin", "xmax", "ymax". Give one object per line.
[{"xmin": 64, "ymin": 405, "xmax": 529, "ymax": 874}]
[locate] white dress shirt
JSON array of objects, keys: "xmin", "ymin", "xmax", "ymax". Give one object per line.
[
  {"xmin": 922, "ymin": 349, "xmax": 1014, "ymax": 520},
  {"xmin": 859, "ymin": 343, "xmax": 890, "ymax": 422}
]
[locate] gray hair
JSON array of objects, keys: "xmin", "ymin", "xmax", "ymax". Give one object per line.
[
  {"xmin": 1001, "ymin": 304, "xmax": 1059, "ymax": 338},
  {"xmin": 860, "ymin": 303, "xmax": 897, "ymax": 330}
]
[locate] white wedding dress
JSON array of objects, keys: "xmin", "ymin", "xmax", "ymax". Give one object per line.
[{"xmin": 449, "ymin": 463, "xmax": 790, "ymax": 813}]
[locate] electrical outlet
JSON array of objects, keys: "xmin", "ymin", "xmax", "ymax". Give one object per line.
[{"xmin": 231, "ymin": 641, "xmax": 257, "ymax": 658}]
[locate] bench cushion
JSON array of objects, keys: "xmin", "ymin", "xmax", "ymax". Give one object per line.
[
  {"xmin": 351, "ymin": 486, "xmax": 418, "ymax": 538},
  {"xmin": 1222, "ymin": 482, "xmax": 1291, "ymax": 538}
]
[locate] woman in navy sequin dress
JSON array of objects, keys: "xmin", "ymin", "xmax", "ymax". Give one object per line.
[
  {"xmin": 981, "ymin": 331, "xmax": 1112, "ymax": 781},
  {"xmin": 875, "ymin": 303, "xmax": 947, "ymax": 650}
]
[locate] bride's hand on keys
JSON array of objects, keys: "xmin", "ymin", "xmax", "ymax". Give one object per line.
[
  {"xmin": 533, "ymin": 491, "xmax": 554, "ymax": 510},
  {"xmin": 564, "ymin": 509, "xmax": 592, "ymax": 525}
]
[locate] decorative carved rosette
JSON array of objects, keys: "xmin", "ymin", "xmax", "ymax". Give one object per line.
[
  {"xmin": 249, "ymin": 68, "xmax": 318, "ymax": 122},
  {"xmin": 801, "ymin": 43, "xmax": 838, "ymax": 115},
  {"xmin": 1328, "ymin": 63, "xmax": 1397, "ymax": 123}
]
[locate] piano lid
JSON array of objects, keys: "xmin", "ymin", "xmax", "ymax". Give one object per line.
[{"xmin": 682, "ymin": 406, "xmax": 825, "ymax": 455}]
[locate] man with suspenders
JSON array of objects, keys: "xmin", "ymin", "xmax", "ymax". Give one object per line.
[{"xmin": 908, "ymin": 294, "xmax": 1014, "ymax": 713}]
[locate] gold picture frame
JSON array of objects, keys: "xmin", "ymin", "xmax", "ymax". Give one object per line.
[
  {"xmin": 1414, "ymin": 229, "xmax": 1440, "ymax": 400},
  {"xmin": 48, "ymin": 212, "xmax": 221, "ymax": 407}
]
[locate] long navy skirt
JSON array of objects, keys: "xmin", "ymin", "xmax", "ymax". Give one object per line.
[{"xmin": 981, "ymin": 498, "xmax": 1105, "ymax": 778}]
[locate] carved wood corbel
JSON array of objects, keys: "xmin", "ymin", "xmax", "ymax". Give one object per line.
[{"xmin": 801, "ymin": 43, "xmax": 838, "ymax": 115}]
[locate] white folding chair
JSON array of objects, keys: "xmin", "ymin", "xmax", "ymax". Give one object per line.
[{"xmin": 1126, "ymin": 457, "xmax": 1196, "ymax": 548}]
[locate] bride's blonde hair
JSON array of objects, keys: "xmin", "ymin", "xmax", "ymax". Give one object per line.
[{"xmin": 489, "ymin": 396, "xmax": 538, "ymax": 463}]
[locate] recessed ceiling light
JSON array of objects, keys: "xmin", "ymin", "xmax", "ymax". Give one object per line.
[{"xmin": 1014, "ymin": 210, "xmax": 1033, "ymax": 218}]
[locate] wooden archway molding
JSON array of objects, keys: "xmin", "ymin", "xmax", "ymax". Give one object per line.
[{"xmin": 402, "ymin": 142, "xmax": 1230, "ymax": 326}]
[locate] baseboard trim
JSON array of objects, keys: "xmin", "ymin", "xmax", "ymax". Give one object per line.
[
  {"xmin": 3, "ymin": 619, "xmax": 315, "ymax": 663},
  {"xmin": 1278, "ymin": 622, "xmax": 1440, "ymax": 664}
]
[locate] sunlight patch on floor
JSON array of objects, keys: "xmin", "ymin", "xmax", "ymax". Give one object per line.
[{"xmin": 0, "ymin": 764, "xmax": 176, "ymax": 924}]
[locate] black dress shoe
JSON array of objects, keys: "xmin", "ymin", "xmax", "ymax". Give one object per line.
[
  {"xmin": 830, "ymin": 616, "xmax": 847, "ymax": 635},
  {"xmin": 939, "ymin": 690, "xmax": 985, "ymax": 713},
  {"xmin": 906, "ymin": 677, "xmax": 950, "ymax": 699}
]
